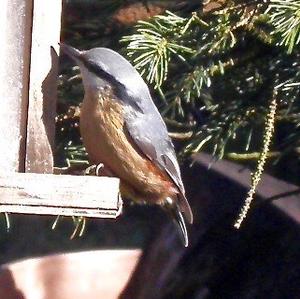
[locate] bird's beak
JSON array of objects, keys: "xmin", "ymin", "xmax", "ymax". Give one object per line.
[{"xmin": 59, "ymin": 43, "xmax": 82, "ymax": 61}]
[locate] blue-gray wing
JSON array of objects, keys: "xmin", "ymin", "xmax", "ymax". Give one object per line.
[{"xmin": 123, "ymin": 96, "xmax": 193, "ymax": 224}]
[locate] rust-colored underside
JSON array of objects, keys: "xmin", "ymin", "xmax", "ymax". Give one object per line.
[{"xmin": 80, "ymin": 90, "xmax": 177, "ymax": 204}]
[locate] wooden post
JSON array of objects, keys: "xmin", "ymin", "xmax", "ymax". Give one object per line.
[
  {"xmin": 0, "ymin": 0, "xmax": 33, "ymax": 173},
  {"xmin": 0, "ymin": 0, "xmax": 122, "ymax": 219},
  {"xmin": 25, "ymin": 0, "xmax": 63, "ymax": 174}
]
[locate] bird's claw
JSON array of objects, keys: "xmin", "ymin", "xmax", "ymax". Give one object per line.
[{"xmin": 84, "ymin": 164, "xmax": 104, "ymax": 176}]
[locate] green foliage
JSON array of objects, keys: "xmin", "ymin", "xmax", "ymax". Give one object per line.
[
  {"xmin": 122, "ymin": 12, "xmax": 196, "ymax": 88},
  {"xmin": 267, "ymin": 0, "xmax": 300, "ymax": 53},
  {"xmin": 118, "ymin": 1, "xmax": 300, "ymax": 225},
  {"xmin": 57, "ymin": 1, "xmax": 300, "ymax": 222},
  {"xmin": 120, "ymin": 2, "xmax": 300, "ymax": 164}
]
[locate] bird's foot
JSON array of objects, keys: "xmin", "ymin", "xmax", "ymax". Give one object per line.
[
  {"xmin": 84, "ymin": 164, "xmax": 104, "ymax": 176},
  {"xmin": 84, "ymin": 164, "xmax": 114, "ymax": 177}
]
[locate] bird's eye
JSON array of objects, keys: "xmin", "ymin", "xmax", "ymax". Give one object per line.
[{"xmin": 104, "ymin": 85, "xmax": 111, "ymax": 93}]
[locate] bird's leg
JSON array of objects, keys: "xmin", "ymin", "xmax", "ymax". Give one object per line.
[
  {"xmin": 84, "ymin": 163, "xmax": 114, "ymax": 177},
  {"xmin": 84, "ymin": 164, "xmax": 103, "ymax": 176},
  {"xmin": 84, "ymin": 163, "xmax": 105, "ymax": 176}
]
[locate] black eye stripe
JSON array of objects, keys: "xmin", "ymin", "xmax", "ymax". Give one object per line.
[
  {"xmin": 82, "ymin": 59, "xmax": 126, "ymax": 94},
  {"xmin": 80, "ymin": 57, "xmax": 143, "ymax": 113},
  {"xmin": 83, "ymin": 59, "xmax": 118, "ymax": 85}
]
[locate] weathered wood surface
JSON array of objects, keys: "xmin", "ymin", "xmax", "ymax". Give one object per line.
[
  {"xmin": 25, "ymin": 0, "xmax": 63, "ymax": 173},
  {"xmin": 0, "ymin": 0, "xmax": 33, "ymax": 172},
  {"xmin": 0, "ymin": 173, "xmax": 122, "ymax": 218}
]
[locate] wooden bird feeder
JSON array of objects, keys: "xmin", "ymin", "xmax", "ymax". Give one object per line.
[{"xmin": 0, "ymin": 0, "xmax": 122, "ymax": 219}]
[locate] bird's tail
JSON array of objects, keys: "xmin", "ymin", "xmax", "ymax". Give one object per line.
[{"xmin": 164, "ymin": 197, "xmax": 189, "ymax": 247}]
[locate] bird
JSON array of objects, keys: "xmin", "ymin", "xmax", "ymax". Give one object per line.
[{"xmin": 60, "ymin": 43, "xmax": 193, "ymax": 246}]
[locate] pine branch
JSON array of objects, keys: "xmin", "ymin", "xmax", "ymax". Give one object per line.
[
  {"xmin": 267, "ymin": 0, "xmax": 300, "ymax": 53},
  {"xmin": 121, "ymin": 11, "xmax": 196, "ymax": 88}
]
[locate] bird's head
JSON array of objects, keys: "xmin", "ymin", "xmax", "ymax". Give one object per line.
[{"xmin": 60, "ymin": 43, "xmax": 149, "ymax": 102}]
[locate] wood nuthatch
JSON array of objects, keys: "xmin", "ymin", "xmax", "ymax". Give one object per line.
[{"xmin": 60, "ymin": 44, "xmax": 193, "ymax": 246}]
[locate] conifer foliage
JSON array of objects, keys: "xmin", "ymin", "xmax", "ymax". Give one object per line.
[
  {"xmin": 57, "ymin": 1, "xmax": 300, "ymax": 224},
  {"xmin": 120, "ymin": 0, "xmax": 300, "ymax": 225}
]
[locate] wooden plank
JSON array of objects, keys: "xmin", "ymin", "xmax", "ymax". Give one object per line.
[
  {"xmin": 0, "ymin": 0, "xmax": 33, "ymax": 172},
  {"xmin": 0, "ymin": 173, "xmax": 122, "ymax": 218},
  {"xmin": 25, "ymin": 0, "xmax": 63, "ymax": 173}
]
